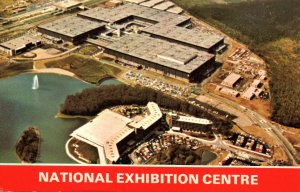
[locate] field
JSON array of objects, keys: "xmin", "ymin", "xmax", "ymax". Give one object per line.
[
  {"xmin": 173, "ymin": 0, "xmax": 300, "ymax": 128},
  {"xmin": 0, "ymin": 61, "xmax": 33, "ymax": 78},
  {"xmin": 44, "ymin": 54, "xmax": 123, "ymax": 84}
]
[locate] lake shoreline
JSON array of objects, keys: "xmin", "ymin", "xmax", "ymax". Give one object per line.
[
  {"xmin": 55, "ymin": 112, "xmax": 93, "ymax": 121},
  {"xmin": 0, "ymin": 73, "xmax": 94, "ymax": 163}
]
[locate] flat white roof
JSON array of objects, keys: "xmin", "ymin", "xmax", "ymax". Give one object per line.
[
  {"xmin": 169, "ymin": 113, "xmax": 212, "ymax": 125},
  {"xmin": 38, "ymin": 16, "xmax": 105, "ymax": 38},
  {"xmin": 177, "ymin": 115, "xmax": 213, "ymax": 125},
  {"xmin": 54, "ymin": 1, "xmax": 82, "ymax": 9},
  {"xmin": 129, "ymin": 102, "xmax": 162, "ymax": 130},
  {"xmin": 258, "ymin": 69, "xmax": 267, "ymax": 76},
  {"xmin": 153, "ymin": 1, "xmax": 174, "ymax": 11},
  {"xmin": 104, "ymin": 126, "xmax": 134, "ymax": 162},
  {"xmin": 242, "ymin": 86, "xmax": 256, "ymax": 99},
  {"xmin": 166, "ymin": 6, "xmax": 183, "ymax": 14},
  {"xmin": 218, "ymin": 86, "xmax": 240, "ymax": 96},
  {"xmin": 140, "ymin": 0, "xmax": 164, "ymax": 7},
  {"xmin": 71, "ymin": 102, "xmax": 162, "ymax": 163},
  {"xmin": 0, "ymin": 35, "xmax": 41, "ymax": 50},
  {"xmin": 71, "ymin": 109, "xmax": 132, "ymax": 147},
  {"xmin": 172, "ymin": 127, "xmax": 181, "ymax": 131},
  {"xmin": 106, "ymin": 34, "xmax": 215, "ymax": 73},
  {"xmin": 252, "ymin": 79, "xmax": 261, "ymax": 87},
  {"xmin": 142, "ymin": 23, "xmax": 224, "ymax": 50},
  {"xmin": 221, "ymin": 73, "xmax": 242, "ymax": 87},
  {"xmin": 78, "ymin": 3, "xmax": 189, "ymax": 25},
  {"xmin": 76, "ymin": 3, "xmax": 223, "ymax": 50}
]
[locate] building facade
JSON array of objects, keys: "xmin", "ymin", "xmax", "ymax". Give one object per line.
[
  {"xmin": 166, "ymin": 113, "xmax": 213, "ymax": 132},
  {"xmin": 0, "ymin": 35, "xmax": 42, "ymax": 56},
  {"xmin": 69, "ymin": 102, "xmax": 162, "ymax": 164}
]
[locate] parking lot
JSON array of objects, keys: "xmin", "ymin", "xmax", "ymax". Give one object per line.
[
  {"xmin": 130, "ymin": 133, "xmax": 203, "ymax": 164},
  {"xmin": 124, "ymin": 71, "xmax": 189, "ymax": 97},
  {"xmin": 227, "ymin": 133, "xmax": 271, "ymax": 156}
]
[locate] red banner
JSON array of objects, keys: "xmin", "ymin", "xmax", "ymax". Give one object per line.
[{"xmin": 0, "ymin": 165, "xmax": 299, "ymax": 192}]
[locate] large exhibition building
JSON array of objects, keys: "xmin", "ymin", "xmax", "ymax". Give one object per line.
[
  {"xmin": 37, "ymin": 3, "xmax": 225, "ymax": 82},
  {"xmin": 69, "ymin": 102, "xmax": 162, "ymax": 164}
]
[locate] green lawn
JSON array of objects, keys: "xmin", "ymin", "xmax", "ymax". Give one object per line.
[
  {"xmin": 45, "ymin": 54, "xmax": 123, "ymax": 84},
  {"xmin": 0, "ymin": 61, "xmax": 33, "ymax": 78}
]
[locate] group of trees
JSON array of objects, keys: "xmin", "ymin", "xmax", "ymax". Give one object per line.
[
  {"xmin": 174, "ymin": 0, "xmax": 299, "ymax": 44},
  {"xmin": 60, "ymin": 84, "xmax": 233, "ymax": 135},
  {"xmin": 15, "ymin": 127, "xmax": 40, "ymax": 163},
  {"xmin": 153, "ymin": 144, "xmax": 211, "ymax": 165},
  {"xmin": 173, "ymin": 0, "xmax": 300, "ymax": 128}
]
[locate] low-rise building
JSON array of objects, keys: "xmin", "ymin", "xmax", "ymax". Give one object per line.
[
  {"xmin": 128, "ymin": 102, "xmax": 163, "ymax": 137},
  {"xmin": 140, "ymin": 0, "xmax": 164, "ymax": 7},
  {"xmin": 258, "ymin": 69, "xmax": 267, "ymax": 76},
  {"xmin": 259, "ymin": 75, "xmax": 267, "ymax": 81},
  {"xmin": 242, "ymin": 86, "xmax": 264, "ymax": 100},
  {"xmin": 254, "ymin": 88, "xmax": 263, "ymax": 97},
  {"xmin": 166, "ymin": 113, "xmax": 213, "ymax": 132},
  {"xmin": 37, "ymin": 16, "xmax": 105, "ymax": 44},
  {"xmin": 0, "ymin": 35, "xmax": 42, "ymax": 56},
  {"xmin": 252, "ymin": 79, "xmax": 262, "ymax": 88},
  {"xmin": 54, "ymin": 0, "xmax": 82, "ymax": 11},
  {"xmin": 153, "ymin": 1, "xmax": 174, "ymax": 11},
  {"xmin": 221, "ymin": 73, "xmax": 242, "ymax": 88},
  {"xmin": 107, "ymin": 0, "xmax": 123, "ymax": 6},
  {"xmin": 216, "ymin": 85, "xmax": 240, "ymax": 97},
  {"xmin": 241, "ymin": 87, "xmax": 256, "ymax": 100},
  {"xmin": 166, "ymin": 6, "xmax": 183, "ymax": 14}
]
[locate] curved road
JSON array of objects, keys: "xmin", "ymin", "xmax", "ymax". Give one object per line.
[
  {"xmin": 169, "ymin": 131, "xmax": 268, "ymax": 162},
  {"xmin": 201, "ymin": 91, "xmax": 299, "ymax": 165}
]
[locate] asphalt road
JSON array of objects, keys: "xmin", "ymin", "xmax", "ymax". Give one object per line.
[
  {"xmin": 0, "ymin": 0, "xmax": 298, "ymax": 166},
  {"xmin": 201, "ymin": 91, "xmax": 299, "ymax": 165},
  {"xmin": 170, "ymin": 131, "xmax": 268, "ymax": 162}
]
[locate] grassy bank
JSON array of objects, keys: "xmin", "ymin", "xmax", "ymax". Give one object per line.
[
  {"xmin": 44, "ymin": 54, "xmax": 123, "ymax": 84},
  {"xmin": 173, "ymin": 0, "xmax": 300, "ymax": 127},
  {"xmin": 55, "ymin": 112, "xmax": 93, "ymax": 120},
  {"xmin": 0, "ymin": 61, "xmax": 33, "ymax": 78}
]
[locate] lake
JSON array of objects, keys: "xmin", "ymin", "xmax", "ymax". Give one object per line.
[{"xmin": 0, "ymin": 73, "xmax": 120, "ymax": 163}]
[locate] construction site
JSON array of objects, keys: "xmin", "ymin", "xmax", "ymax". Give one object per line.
[{"xmin": 213, "ymin": 47, "xmax": 269, "ymax": 102}]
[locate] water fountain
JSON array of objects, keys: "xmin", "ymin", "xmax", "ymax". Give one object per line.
[{"xmin": 32, "ymin": 74, "xmax": 39, "ymax": 90}]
